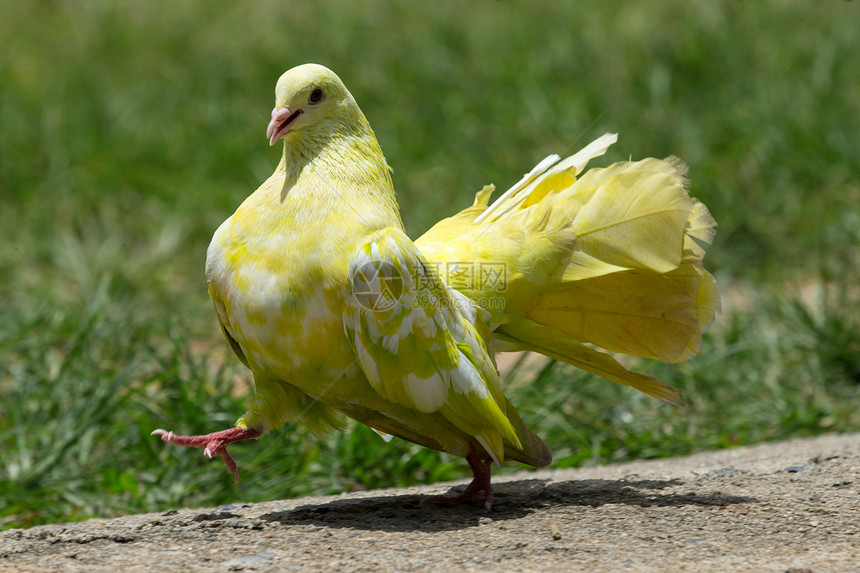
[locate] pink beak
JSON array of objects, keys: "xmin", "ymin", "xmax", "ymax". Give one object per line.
[{"xmin": 266, "ymin": 106, "xmax": 303, "ymax": 146}]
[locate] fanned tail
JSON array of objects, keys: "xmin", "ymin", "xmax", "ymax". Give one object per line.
[{"xmin": 416, "ymin": 133, "xmax": 719, "ymax": 404}]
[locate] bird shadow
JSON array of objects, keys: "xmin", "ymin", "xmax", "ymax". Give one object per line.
[{"xmin": 256, "ymin": 476, "xmax": 760, "ymax": 533}]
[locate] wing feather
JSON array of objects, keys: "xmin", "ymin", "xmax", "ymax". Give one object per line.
[{"xmin": 344, "ymin": 228, "xmax": 551, "ymax": 465}]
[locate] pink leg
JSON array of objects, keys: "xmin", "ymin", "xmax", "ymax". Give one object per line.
[
  {"xmin": 423, "ymin": 448, "xmax": 495, "ymax": 509},
  {"xmin": 151, "ymin": 426, "xmax": 262, "ymax": 483}
]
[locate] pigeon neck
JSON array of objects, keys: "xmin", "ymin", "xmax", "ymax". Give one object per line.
[{"xmin": 276, "ymin": 119, "xmax": 402, "ymax": 227}]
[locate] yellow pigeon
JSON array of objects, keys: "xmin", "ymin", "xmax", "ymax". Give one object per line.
[{"xmin": 153, "ymin": 63, "xmax": 719, "ymax": 508}]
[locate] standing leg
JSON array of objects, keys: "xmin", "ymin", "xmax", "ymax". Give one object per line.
[{"xmin": 423, "ymin": 448, "xmax": 495, "ymax": 509}]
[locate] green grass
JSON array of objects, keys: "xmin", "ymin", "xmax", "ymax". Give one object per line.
[{"xmin": 2, "ymin": 0, "xmax": 859, "ymax": 529}]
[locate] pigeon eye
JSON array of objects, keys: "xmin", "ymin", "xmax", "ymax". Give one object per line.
[{"xmin": 308, "ymin": 88, "xmax": 325, "ymax": 104}]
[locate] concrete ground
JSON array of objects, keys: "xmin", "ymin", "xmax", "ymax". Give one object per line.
[{"xmin": 2, "ymin": 432, "xmax": 859, "ymax": 572}]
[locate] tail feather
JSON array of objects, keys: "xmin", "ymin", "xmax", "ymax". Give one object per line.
[
  {"xmin": 568, "ymin": 159, "xmax": 694, "ymax": 275},
  {"xmin": 415, "ymin": 134, "xmax": 719, "ymax": 403},
  {"xmin": 686, "ymin": 198, "xmax": 718, "ymax": 245},
  {"xmin": 528, "ymin": 264, "xmax": 717, "ymax": 363},
  {"xmin": 474, "ymin": 133, "xmax": 618, "ymax": 225},
  {"xmin": 495, "ymin": 322, "xmax": 684, "ymax": 406}
]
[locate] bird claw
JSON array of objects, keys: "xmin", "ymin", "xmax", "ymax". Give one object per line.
[
  {"xmin": 423, "ymin": 484, "xmax": 494, "ymax": 510},
  {"xmin": 422, "ymin": 448, "xmax": 495, "ymax": 509},
  {"xmin": 151, "ymin": 426, "xmax": 262, "ymax": 483},
  {"xmin": 151, "ymin": 428, "xmax": 174, "ymax": 442}
]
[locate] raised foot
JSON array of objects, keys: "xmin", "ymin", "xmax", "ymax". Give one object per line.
[
  {"xmin": 151, "ymin": 426, "xmax": 262, "ymax": 483},
  {"xmin": 422, "ymin": 449, "xmax": 495, "ymax": 510}
]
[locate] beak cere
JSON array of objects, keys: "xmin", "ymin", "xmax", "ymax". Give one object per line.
[{"xmin": 266, "ymin": 106, "xmax": 303, "ymax": 146}]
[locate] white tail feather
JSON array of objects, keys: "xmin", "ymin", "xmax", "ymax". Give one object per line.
[{"xmin": 474, "ymin": 132, "xmax": 618, "ymax": 224}]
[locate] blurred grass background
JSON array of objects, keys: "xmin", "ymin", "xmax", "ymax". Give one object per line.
[{"xmin": 2, "ymin": 0, "xmax": 859, "ymax": 528}]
